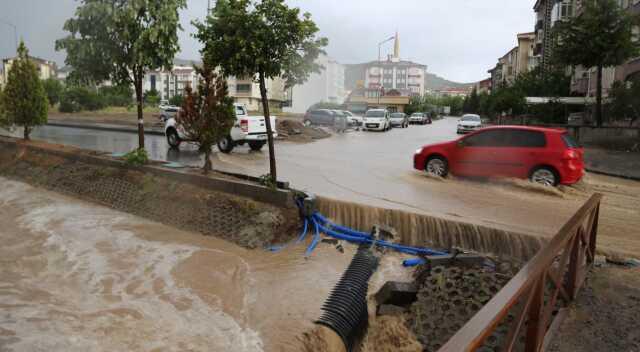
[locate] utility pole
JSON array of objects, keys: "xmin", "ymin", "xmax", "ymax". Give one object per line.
[{"xmin": 0, "ymin": 18, "xmax": 17, "ymax": 52}]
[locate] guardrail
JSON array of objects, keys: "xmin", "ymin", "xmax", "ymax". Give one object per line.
[{"xmin": 439, "ymin": 193, "xmax": 603, "ymax": 352}]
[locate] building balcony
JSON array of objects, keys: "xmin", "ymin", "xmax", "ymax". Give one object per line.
[
  {"xmin": 571, "ymin": 77, "xmax": 588, "ymax": 95},
  {"xmin": 535, "ymin": 19, "xmax": 543, "ymax": 31}
]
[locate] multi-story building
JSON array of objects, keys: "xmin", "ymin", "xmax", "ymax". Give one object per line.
[
  {"xmin": 345, "ymin": 32, "xmax": 427, "ymax": 113},
  {"xmin": 227, "ymin": 75, "xmax": 287, "ymax": 112},
  {"xmin": 2, "ymin": 55, "xmax": 57, "ymax": 83},
  {"xmin": 517, "ymin": 32, "xmax": 538, "ymax": 73},
  {"xmin": 362, "ymin": 33, "xmax": 427, "ymax": 96},
  {"xmin": 475, "ymin": 78, "xmax": 492, "ymax": 94},
  {"xmin": 284, "ymin": 54, "xmax": 346, "ymax": 113},
  {"xmin": 570, "ymin": 0, "xmax": 640, "ymax": 97},
  {"xmin": 144, "ymin": 62, "xmax": 198, "ymax": 102}
]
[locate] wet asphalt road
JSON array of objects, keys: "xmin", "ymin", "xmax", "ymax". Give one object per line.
[{"xmin": 1, "ymin": 118, "xmax": 623, "ymax": 241}]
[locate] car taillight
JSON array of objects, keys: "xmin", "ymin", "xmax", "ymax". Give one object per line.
[
  {"xmin": 562, "ymin": 149, "xmax": 579, "ymax": 160},
  {"xmin": 240, "ymin": 119, "xmax": 248, "ymax": 133}
]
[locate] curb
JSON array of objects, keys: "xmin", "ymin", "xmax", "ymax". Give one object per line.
[
  {"xmin": 47, "ymin": 121, "xmax": 165, "ymax": 136},
  {"xmin": 585, "ymin": 168, "xmax": 640, "ymax": 182}
]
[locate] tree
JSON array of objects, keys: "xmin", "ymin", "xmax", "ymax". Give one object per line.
[
  {"xmin": 464, "ymin": 87, "xmax": 480, "ymax": 113},
  {"xmin": 0, "ymin": 41, "xmax": 48, "ymax": 140},
  {"xmin": 553, "ymin": 0, "xmax": 640, "ymax": 126},
  {"xmin": 609, "ymin": 78, "xmax": 640, "ymax": 126},
  {"xmin": 169, "ymin": 94, "xmax": 184, "ymax": 107},
  {"xmin": 144, "ymin": 89, "xmax": 161, "ymax": 107},
  {"xmin": 196, "ymin": 0, "xmax": 328, "ymax": 182},
  {"xmin": 42, "ymin": 78, "xmax": 64, "ymax": 107},
  {"xmin": 56, "ymin": 0, "xmax": 187, "ymax": 149},
  {"xmin": 177, "ymin": 64, "xmax": 236, "ymax": 174}
]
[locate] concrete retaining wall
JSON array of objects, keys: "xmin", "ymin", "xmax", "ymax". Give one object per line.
[{"xmin": 0, "ymin": 137, "xmax": 294, "ymax": 209}]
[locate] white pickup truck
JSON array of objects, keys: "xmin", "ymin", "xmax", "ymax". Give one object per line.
[{"xmin": 164, "ymin": 103, "xmax": 277, "ymax": 153}]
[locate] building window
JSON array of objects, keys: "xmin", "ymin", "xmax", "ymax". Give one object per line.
[
  {"xmin": 150, "ymin": 75, "xmax": 156, "ymax": 91},
  {"xmin": 236, "ymin": 84, "xmax": 251, "ymax": 93}
]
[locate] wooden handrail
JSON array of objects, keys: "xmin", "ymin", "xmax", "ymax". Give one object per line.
[{"xmin": 439, "ymin": 193, "xmax": 603, "ymax": 352}]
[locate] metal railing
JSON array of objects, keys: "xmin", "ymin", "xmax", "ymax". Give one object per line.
[{"xmin": 439, "ymin": 193, "xmax": 603, "ymax": 352}]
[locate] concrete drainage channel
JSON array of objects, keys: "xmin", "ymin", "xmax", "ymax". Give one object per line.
[{"xmin": 0, "ymin": 137, "xmax": 603, "ymax": 351}]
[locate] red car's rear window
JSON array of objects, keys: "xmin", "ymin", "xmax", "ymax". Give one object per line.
[{"xmin": 561, "ymin": 133, "xmax": 581, "ymax": 148}]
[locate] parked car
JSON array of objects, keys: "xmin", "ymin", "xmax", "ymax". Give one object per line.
[
  {"xmin": 332, "ymin": 110, "xmax": 349, "ymax": 132},
  {"xmin": 457, "ymin": 114, "xmax": 482, "ymax": 134},
  {"xmin": 390, "ymin": 112, "xmax": 409, "ymax": 128},
  {"xmin": 304, "ymin": 109, "xmax": 336, "ymax": 126},
  {"xmin": 159, "ymin": 106, "xmax": 181, "ymax": 122},
  {"xmin": 413, "ymin": 126, "xmax": 584, "ymax": 186},
  {"xmin": 165, "ymin": 103, "xmax": 277, "ymax": 153},
  {"xmin": 363, "ymin": 109, "xmax": 391, "ymax": 132},
  {"xmin": 343, "ymin": 110, "xmax": 363, "ymax": 128},
  {"xmin": 409, "ymin": 112, "xmax": 431, "ymax": 125}
]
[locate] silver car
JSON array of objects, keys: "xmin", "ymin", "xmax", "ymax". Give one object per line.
[{"xmin": 390, "ymin": 112, "xmax": 409, "ymax": 128}]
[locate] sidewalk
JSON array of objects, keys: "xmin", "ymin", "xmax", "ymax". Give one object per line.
[
  {"xmin": 584, "ymin": 147, "xmax": 640, "ymax": 181},
  {"xmin": 47, "ymin": 119, "xmax": 165, "ymax": 136}
]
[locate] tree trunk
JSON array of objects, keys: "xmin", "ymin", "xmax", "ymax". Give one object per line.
[
  {"xmin": 596, "ymin": 65, "xmax": 603, "ymax": 127},
  {"xmin": 258, "ymin": 71, "xmax": 277, "ymax": 183},
  {"xmin": 203, "ymin": 148, "xmax": 212, "ymax": 175},
  {"xmin": 134, "ymin": 74, "xmax": 145, "ymax": 149},
  {"xmin": 23, "ymin": 126, "xmax": 30, "ymax": 140}
]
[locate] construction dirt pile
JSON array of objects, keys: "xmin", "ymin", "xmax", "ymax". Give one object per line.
[
  {"xmin": 0, "ymin": 141, "xmax": 298, "ymax": 249},
  {"xmin": 277, "ymin": 118, "xmax": 331, "ymax": 143}
]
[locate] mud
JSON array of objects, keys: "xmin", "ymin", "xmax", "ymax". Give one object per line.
[
  {"xmin": 0, "ymin": 144, "xmax": 297, "ymax": 249},
  {"xmin": 360, "ymin": 316, "xmax": 422, "ymax": 352},
  {"xmin": 548, "ymin": 266, "xmax": 640, "ymax": 352},
  {"xmin": 276, "ymin": 118, "xmax": 331, "ymax": 143}
]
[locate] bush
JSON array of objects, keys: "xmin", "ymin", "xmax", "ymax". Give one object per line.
[
  {"xmin": 169, "ymin": 94, "xmax": 184, "ymax": 107},
  {"xmin": 123, "ymin": 148, "xmax": 149, "ymax": 166},
  {"xmin": 99, "ymin": 85, "xmax": 133, "ymax": 107},
  {"xmin": 144, "ymin": 89, "xmax": 161, "ymax": 107},
  {"xmin": 59, "ymin": 86, "xmax": 106, "ymax": 112}
]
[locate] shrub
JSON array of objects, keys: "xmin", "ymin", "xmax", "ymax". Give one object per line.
[
  {"xmin": 42, "ymin": 78, "xmax": 64, "ymax": 107},
  {"xmin": 99, "ymin": 85, "xmax": 133, "ymax": 107},
  {"xmin": 144, "ymin": 89, "xmax": 161, "ymax": 107},
  {"xmin": 169, "ymin": 94, "xmax": 184, "ymax": 107},
  {"xmin": 123, "ymin": 148, "xmax": 149, "ymax": 166},
  {"xmin": 59, "ymin": 86, "xmax": 105, "ymax": 112}
]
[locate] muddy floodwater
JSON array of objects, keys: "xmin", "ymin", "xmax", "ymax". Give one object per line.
[{"xmin": 0, "ymin": 177, "xmax": 412, "ymax": 351}]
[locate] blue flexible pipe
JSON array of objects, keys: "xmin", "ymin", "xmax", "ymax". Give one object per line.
[
  {"xmin": 312, "ymin": 213, "xmax": 373, "ymax": 239},
  {"xmin": 305, "ymin": 217, "xmax": 322, "ymax": 256}
]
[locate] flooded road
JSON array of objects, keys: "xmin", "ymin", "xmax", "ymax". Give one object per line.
[
  {"xmin": 2, "ymin": 118, "xmax": 639, "ymax": 257},
  {"xmin": 0, "ymin": 177, "xmax": 412, "ymax": 351}
]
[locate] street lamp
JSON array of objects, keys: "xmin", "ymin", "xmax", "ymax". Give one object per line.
[
  {"xmin": 377, "ymin": 36, "xmax": 395, "ymax": 105},
  {"xmin": 0, "ymin": 18, "xmax": 17, "ymax": 52}
]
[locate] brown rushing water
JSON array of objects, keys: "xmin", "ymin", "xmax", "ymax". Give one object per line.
[{"xmin": 0, "ymin": 177, "xmax": 412, "ymax": 352}]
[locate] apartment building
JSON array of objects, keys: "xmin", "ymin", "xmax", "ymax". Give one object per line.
[
  {"xmin": 517, "ymin": 32, "xmax": 538, "ymax": 73},
  {"xmin": 143, "ymin": 63, "xmax": 198, "ymax": 102},
  {"xmin": 362, "ymin": 33, "xmax": 427, "ymax": 97},
  {"xmin": 284, "ymin": 54, "xmax": 346, "ymax": 113},
  {"xmin": 2, "ymin": 55, "xmax": 57, "ymax": 84},
  {"xmin": 227, "ymin": 76, "xmax": 287, "ymax": 112},
  {"xmin": 475, "ymin": 78, "xmax": 492, "ymax": 94}
]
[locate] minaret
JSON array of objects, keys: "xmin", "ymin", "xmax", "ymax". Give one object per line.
[{"xmin": 393, "ymin": 31, "xmax": 400, "ymax": 59}]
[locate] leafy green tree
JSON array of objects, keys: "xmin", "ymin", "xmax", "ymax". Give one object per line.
[
  {"xmin": 609, "ymin": 78, "xmax": 640, "ymax": 126},
  {"xmin": 464, "ymin": 87, "xmax": 480, "ymax": 113},
  {"xmin": 196, "ymin": 0, "xmax": 328, "ymax": 182},
  {"xmin": 56, "ymin": 0, "xmax": 187, "ymax": 148},
  {"xmin": 59, "ymin": 86, "xmax": 105, "ymax": 112},
  {"xmin": 169, "ymin": 94, "xmax": 184, "ymax": 107},
  {"xmin": 42, "ymin": 78, "xmax": 64, "ymax": 107},
  {"xmin": 177, "ymin": 64, "xmax": 236, "ymax": 174},
  {"xmin": 553, "ymin": 0, "xmax": 640, "ymax": 126},
  {"xmin": 0, "ymin": 42, "xmax": 48, "ymax": 139}
]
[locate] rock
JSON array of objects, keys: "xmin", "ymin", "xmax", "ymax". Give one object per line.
[
  {"xmin": 375, "ymin": 281, "xmax": 419, "ymax": 307},
  {"xmin": 372, "ymin": 224, "xmax": 397, "ymax": 241},
  {"xmin": 321, "ymin": 238, "xmax": 338, "ymax": 245}
]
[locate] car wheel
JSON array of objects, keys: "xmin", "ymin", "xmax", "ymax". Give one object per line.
[
  {"xmin": 530, "ymin": 167, "xmax": 558, "ymax": 187},
  {"xmin": 425, "ymin": 156, "xmax": 449, "ymax": 177},
  {"xmin": 249, "ymin": 141, "xmax": 265, "ymax": 151},
  {"xmin": 303, "ymin": 119, "xmax": 312, "ymax": 127},
  {"xmin": 166, "ymin": 129, "xmax": 181, "ymax": 149},
  {"xmin": 217, "ymin": 135, "xmax": 235, "ymax": 154}
]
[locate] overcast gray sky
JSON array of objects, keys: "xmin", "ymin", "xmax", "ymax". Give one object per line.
[{"xmin": 0, "ymin": 0, "xmax": 534, "ymax": 83}]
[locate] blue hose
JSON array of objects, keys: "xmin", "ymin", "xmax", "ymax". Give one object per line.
[
  {"xmin": 269, "ymin": 218, "xmax": 309, "ymax": 252},
  {"xmin": 312, "ymin": 213, "xmax": 373, "ymax": 239},
  {"xmin": 305, "ymin": 217, "xmax": 322, "ymax": 256}
]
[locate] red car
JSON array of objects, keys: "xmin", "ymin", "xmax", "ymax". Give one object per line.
[{"xmin": 413, "ymin": 126, "xmax": 584, "ymax": 186}]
